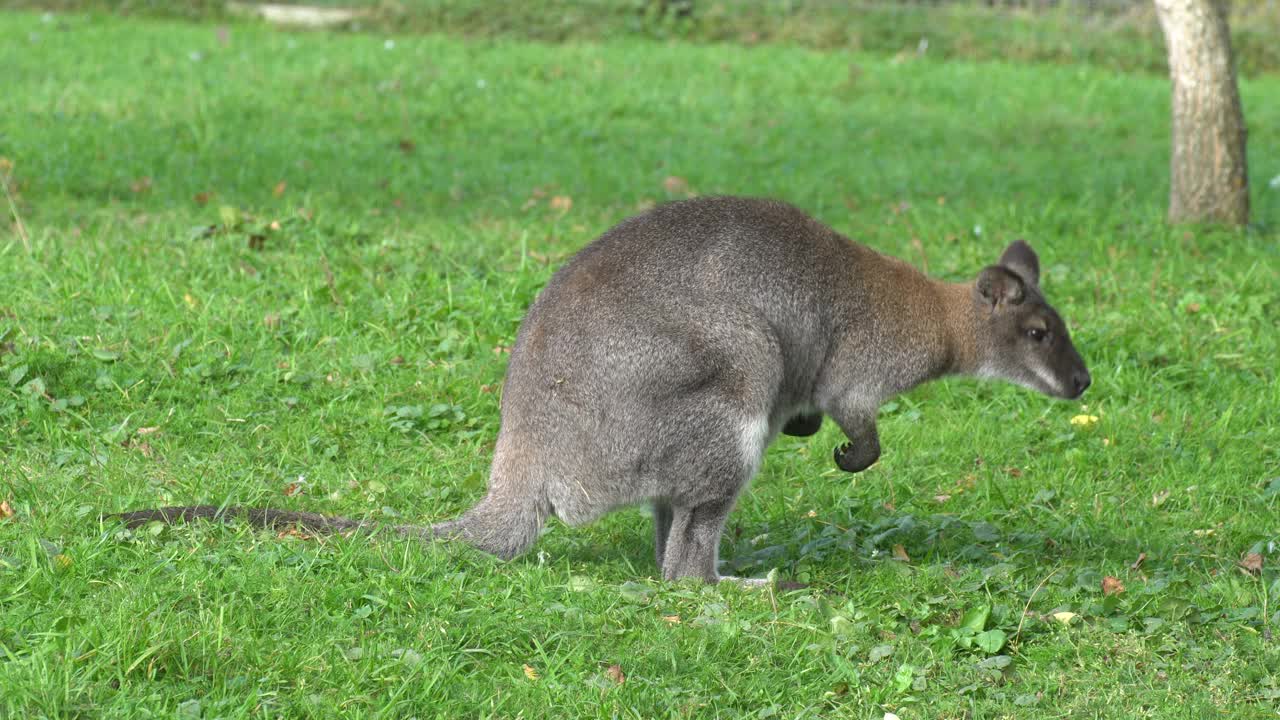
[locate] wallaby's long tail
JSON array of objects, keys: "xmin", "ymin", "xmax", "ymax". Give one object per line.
[
  {"xmin": 113, "ymin": 505, "xmax": 373, "ymax": 534},
  {"xmin": 111, "ymin": 494, "xmax": 546, "ymax": 562}
]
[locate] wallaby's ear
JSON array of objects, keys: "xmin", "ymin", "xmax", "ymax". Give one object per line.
[
  {"xmin": 998, "ymin": 239, "xmax": 1040, "ymax": 286},
  {"xmin": 975, "ymin": 265, "xmax": 1026, "ymax": 309}
]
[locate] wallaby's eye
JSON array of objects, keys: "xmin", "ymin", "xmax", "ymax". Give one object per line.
[{"xmin": 1026, "ymin": 327, "xmax": 1047, "ymax": 342}]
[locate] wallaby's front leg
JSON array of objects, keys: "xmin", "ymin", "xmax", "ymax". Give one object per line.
[{"xmin": 828, "ymin": 408, "xmax": 881, "ymax": 473}]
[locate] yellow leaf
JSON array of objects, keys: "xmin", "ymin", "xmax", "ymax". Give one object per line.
[
  {"xmin": 54, "ymin": 554, "xmax": 72, "ymax": 569},
  {"xmin": 0, "ymin": 499, "xmax": 14, "ymax": 521},
  {"xmin": 522, "ymin": 664, "xmax": 539, "ymax": 681},
  {"xmin": 1069, "ymin": 414, "xmax": 1099, "ymax": 428},
  {"xmin": 661, "ymin": 615, "xmax": 681, "ymax": 624},
  {"xmin": 1051, "ymin": 611, "xmax": 1078, "ymax": 625}
]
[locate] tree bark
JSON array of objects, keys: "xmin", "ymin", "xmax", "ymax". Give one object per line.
[{"xmin": 1153, "ymin": 0, "xmax": 1249, "ymax": 226}]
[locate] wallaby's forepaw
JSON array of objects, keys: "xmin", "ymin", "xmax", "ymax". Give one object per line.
[{"xmin": 834, "ymin": 442, "xmax": 879, "ymax": 473}]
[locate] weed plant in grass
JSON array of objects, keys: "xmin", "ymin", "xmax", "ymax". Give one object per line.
[{"xmin": 2, "ymin": 10, "xmax": 1279, "ymax": 719}]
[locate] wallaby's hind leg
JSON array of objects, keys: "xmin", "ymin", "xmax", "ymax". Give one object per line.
[
  {"xmin": 653, "ymin": 501, "xmax": 673, "ymax": 569},
  {"xmin": 661, "ymin": 497, "xmax": 737, "ymax": 583}
]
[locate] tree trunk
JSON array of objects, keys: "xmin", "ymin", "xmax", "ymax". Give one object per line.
[{"xmin": 1153, "ymin": 0, "xmax": 1249, "ymax": 226}]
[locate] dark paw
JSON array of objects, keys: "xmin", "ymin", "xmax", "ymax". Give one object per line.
[
  {"xmin": 782, "ymin": 413, "xmax": 823, "ymax": 437},
  {"xmin": 834, "ymin": 442, "xmax": 879, "ymax": 473}
]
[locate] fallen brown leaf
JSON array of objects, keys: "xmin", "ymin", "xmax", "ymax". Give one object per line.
[
  {"xmin": 1238, "ymin": 553, "xmax": 1263, "ymax": 575},
  {"xmin": 1101, "ymin": 576, "xmax": 1125, "ymax": 596},
  {"xmin": 1130, "ymin": 552, "xmax": 1147, "ymax": 571},
  {"xmin": 662, "ymin": 176, "xmax": 690, "ymax": 194},
  {"xmin": 283, "ymin": 482, "xmax": 304, "ymax": 497},
  {"xmin": 549, "ymin": 195, "xmax": 572, "ymax": 213},
  {"xmin": 130, "ymin": 177, "xmax": 152, "ymax": 194},
  {"xmin": 397, "ymin": 138, "xmax": 416, "ymax": 154},
  {"xmin": 273, "ymin": 181, "xmax": 287, "ymax": 198},
  {"xmin": 605, "ymin": 664, "xmax": 625, "ymax": 684},
  {"xmin": 892, "ymin": 544, "xmax": 910, "ymax": 562},
  {"xmin": 933, "ymin": 494, "xmax": 951, "ymax": 504},
  {"xmin": 194, "ymin": 191, "xmax": 212, "ymax": 205},
  {"xmin": 661, "ymin": 615, "xmax": 681, "ymax": 624},
  {"xmin": 0, "ymin": 499, "xmax": 14, "ymax": 521}
]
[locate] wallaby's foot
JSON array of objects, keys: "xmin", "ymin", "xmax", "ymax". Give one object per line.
[
  {"xmin": 834, "ymin": 440, "xmax": 879, "ymax": 473},
  {"xmin": 782, "ymin": 413, "xmax": 823, "ymax": 437}
]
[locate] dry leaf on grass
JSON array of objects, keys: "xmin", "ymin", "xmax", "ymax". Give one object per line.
[
  {"xmin": 1238, "ymin": 553, "xmax": 1263, "ymax": 575},
  {"xmin": 1101, "ymin": 576, "xmax": 1125, "ymax": 596},
  {"xmin": 0, "ymin": 499, "xmax": 14, "ymax": 521},
  {"xmin": 892, "ymin": 544, "xmax": 910, "ymax": 562},
  {"xmin": 605, "ymin": 664, "xmax": 625, "ymax": 684},
  {"xmin": 662, "ymin": 176, "xmax": 690, "ymax": 194},
  {"xmin": 522, "ymin": 664, "xmax": 539, "ymax": 681}
]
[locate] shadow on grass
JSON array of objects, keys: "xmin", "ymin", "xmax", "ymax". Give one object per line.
[{"xmin": 533, "ymin": 502, "xmax": 1168, "ymax": 585}]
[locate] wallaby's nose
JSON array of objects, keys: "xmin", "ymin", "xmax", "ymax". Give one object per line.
[{"xmin": 1071, "ymin": 370, "xmax": 1091, "ymax": 397}]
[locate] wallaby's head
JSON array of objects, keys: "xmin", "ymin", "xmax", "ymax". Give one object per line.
[{"xmin": 971, "ymin": 240, "xmax": 1090, "ymax": 399}]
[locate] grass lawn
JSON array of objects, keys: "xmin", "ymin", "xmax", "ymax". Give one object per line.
[{"xmin": 2, "ymin": 9, "xmax": 1279, "ymax": 719}]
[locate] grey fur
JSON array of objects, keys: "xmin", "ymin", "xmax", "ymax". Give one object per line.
[{"xmin": 116, "ymin": 196, "xmax": 1090, "ymax": 583}]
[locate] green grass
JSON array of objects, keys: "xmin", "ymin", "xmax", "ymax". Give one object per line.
[
  {"xmin": 8, "ymin": 0, "xmax": 1280, "ymax": 77},
  {"xmin": 2, "ymin": 9, "xmax": 1280, "ymax": 719}
]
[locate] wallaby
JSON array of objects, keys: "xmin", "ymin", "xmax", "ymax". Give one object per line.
[{"xmin": 117, "ymin": 196, "xmax": 1090, "ymax": 584}]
